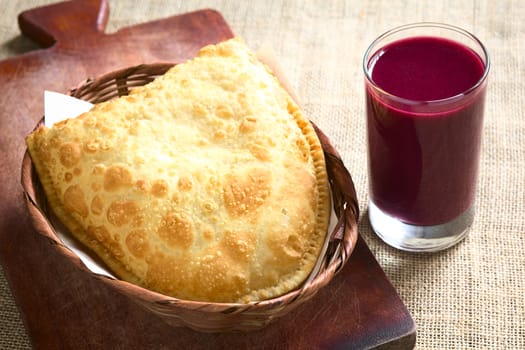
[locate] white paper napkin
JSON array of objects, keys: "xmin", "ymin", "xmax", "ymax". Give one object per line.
[{"xmin": 44, "ymin": 90, "xmax": 94, "ymax": 127}]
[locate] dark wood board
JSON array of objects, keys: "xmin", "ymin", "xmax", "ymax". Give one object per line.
[{"xmin": 0, "ymin": 1, "xmax": 416, "ymax": 349}]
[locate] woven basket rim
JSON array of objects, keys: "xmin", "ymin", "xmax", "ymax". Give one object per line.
[{"xmin": 21, "ymin": 63, "xmax": 360, "ymax": 331}]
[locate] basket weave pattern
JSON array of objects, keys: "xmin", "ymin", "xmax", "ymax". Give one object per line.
[{"xmin": 21, "ymin": 64, "xmax": 359, "ymax": 332}]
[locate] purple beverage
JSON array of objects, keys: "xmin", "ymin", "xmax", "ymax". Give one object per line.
[{"xmin": 364, "ymin": 23, "xmax": 489, "ymax": 251}]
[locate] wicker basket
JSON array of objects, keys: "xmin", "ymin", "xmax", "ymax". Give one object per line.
[{"xmin": 21, "ymin": 64, "xmax": 359, "ymax": 332}]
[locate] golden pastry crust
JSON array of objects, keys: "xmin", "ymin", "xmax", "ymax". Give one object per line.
[{"xmin": 25, "ymin": 38, "xmax": 330, "ymax": 303}]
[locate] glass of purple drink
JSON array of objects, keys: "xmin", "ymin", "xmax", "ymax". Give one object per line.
[{"xmin": 363, "ymin": 23, "xmax": 490, "ymax": 252}]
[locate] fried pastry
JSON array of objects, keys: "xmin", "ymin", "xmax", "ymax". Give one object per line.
[{"xmin": 25, "ymin": 38, "xmax": 330, "ymax": 303}]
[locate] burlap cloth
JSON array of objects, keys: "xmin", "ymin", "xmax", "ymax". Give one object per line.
[{"xmin": 1, "ymin": 1, "xmax": 523, "ymax": 349}]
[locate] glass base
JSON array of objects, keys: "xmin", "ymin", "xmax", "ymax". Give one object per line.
[{"xmin": 368, "ymin": 201, "xmax": 474, "ymax": 252}]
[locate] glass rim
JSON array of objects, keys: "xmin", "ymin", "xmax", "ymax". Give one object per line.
[{"xmin": 363, "ymin": 22, "xmax": 490, "ymax": 106}]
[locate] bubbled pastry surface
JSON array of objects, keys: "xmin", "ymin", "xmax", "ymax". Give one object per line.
[{"xmin": 25, "ymin": 38, "xmax": 330, "ymax": 303}]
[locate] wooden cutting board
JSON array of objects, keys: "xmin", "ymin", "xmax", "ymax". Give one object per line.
[{"xmin": 0, "ymin": 1, "xmax": 416, "ymax": 349}]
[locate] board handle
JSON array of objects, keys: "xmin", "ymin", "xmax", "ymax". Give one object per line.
[{"xmin": 17, "ymin": 0, "xmax": 109, "ymax": 48}]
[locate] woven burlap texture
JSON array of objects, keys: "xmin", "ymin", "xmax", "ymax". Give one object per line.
[{"xmin": 1, "ymin": 1, "xmax": 524, "ymax": 349}]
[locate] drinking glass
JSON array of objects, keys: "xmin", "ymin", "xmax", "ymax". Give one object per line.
[{"xmin": 363, "ymin": 23, "xmax": 490, "ymax": 252}]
